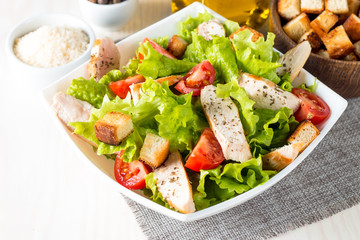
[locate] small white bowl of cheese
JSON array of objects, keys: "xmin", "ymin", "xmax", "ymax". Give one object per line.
[{"xmin": 5, "ymin": 13, "xmax": 95, "ymax": 90}]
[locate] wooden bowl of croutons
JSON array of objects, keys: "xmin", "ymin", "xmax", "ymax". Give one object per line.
[{"xmin": 270, "ymin": 0, "xmax": 360, "ymax": 98}]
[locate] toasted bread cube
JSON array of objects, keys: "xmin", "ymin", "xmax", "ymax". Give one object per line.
[
  {"xmin": 322, "ymin": 26, "xmax": 355, "ymax": 58},
  {"xmin": 298, "ymin": 30, "xmax": 323, "ymax": 51},
  {"xmin": 229, "ymin": 26, "xmax": 264, "ymax": 42},
  {"xmin": 342, "ymin": 52, "xmax": 358, "ymax": 60},
  {"xmin": 344, "ymin": 14, "xmax": 360, "ymax": 41},
  {"xmin": 94, "ymin": 112, "xmax": 133, "ymax": 145},
  {"xmin": 278, "ymin": 0, "xmax": 301, "ymax": 20},
  {"xmin": 301, "ymin": 0, "xmax": 324, "ymax": 14},
  {"xmin": 317, "ymin": 49, "xmax": 331, "ymax": 58},
  {"xmin": 310, "ymin": 10, "xmax": 339, "ymax": 38},
  {"xmin": 139, "ymin": 133, "xmax": 170, "ymax": 168},
  {"xmin": 325, "ymin": 0, "xmax": 349, "ymax": 14},
  {"xmin": 287, "ymin": 120, "xmax": 320, "ymax": 152},
  {"xmin": 353, "ymin": 40, "xmax": 360, "ymax": 58},
  {"xmin": 263, "ymin": 142, "xmax": 303, "ymax": 171},
  {"xmin": 283, "ymin": 13, "xmax": 311, "ymax": 42},
  {"xmin": 167, "ymin": 35, "xmax": 188, "ymax": 58},
  {"xmin": 339, "ymin": 0, "xmax": 360, "ymax": 23}
]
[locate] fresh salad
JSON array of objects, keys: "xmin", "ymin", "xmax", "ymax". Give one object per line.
[{"xmin": 52, "ymin": 11, "xmax": 331, "ymax": 213}]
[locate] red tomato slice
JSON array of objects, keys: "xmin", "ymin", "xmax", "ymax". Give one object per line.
[
  {"xmin": 174, "ymin": 80, "xmax": 202, "ymax": 96},
  {"xmin": 114, "ymin": 151, "xmax": 152, "ymax": 190},
  {"xmin": 138, "ymin": 38, "xmax": 176, "ymax": 61},
  {"xmin": 175, "ymin": 60, "xmax": 215, "ymax": 96},
  {"xmin": 292, "ymin": 88, "xmax": 331, "ymax": 125},
  {"xmin": 185, "ymin": 128, "xmax": 225, "ymax": 172},
  {"xmin": 109, "ymin": 75, "xmax": 145, "ymax": 99}
]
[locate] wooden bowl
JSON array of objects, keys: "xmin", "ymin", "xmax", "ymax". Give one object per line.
[{"xmin": 269, "ymin": 0, "xmax": 360, "ymax": 98}]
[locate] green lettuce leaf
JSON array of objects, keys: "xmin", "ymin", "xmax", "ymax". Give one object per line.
[
  {"xmin": 127, "ymin": 79, "xmax": 208, "ymax": 152},
  {"xmin": 152, "ymin": 36, "xmax": 169, "ymax": 49},
  {"xmin": 184, "ymin": 33, "xmax": 239, "ymax": 83},
  {"xmin": 69, "ymin": 95, "xmax": 142, "ymax": 162},
  {"xmin": 248, "ymin": 107, "xmax": 298, "ymax": 156},
  {"xmin": 67, "ymin": 77, "xmax": 114, "ymax": 108},
  {"xmin": 224, "ymin": 20, "xmax": 240, "ymax": 36},
  {"xmin": 298, "ymin": 78, "xmax": 318, "ymax": 92},
  {"xmin": 278, "ymin": 72, "xmax": 293, "ymax": 92},
  {"xmin": 98, "ymin": 69, "xmax": 123, "ymax": 85},
  {"xmin": 137, "ymin": 41, "xmax": 196, "ymax": 79},
  {"xmin": 178, "ymin": 11, "xmax": 213, "ymax": 43},
  {"xmin": 230, "ymin": 30, "xmax": 282, "ymax": 84},
  {"xmin": 194, "ymin": 157, "xmax": 276, "ymax": 210}
]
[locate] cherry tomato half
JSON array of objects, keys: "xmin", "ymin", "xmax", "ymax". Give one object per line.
[
  {"xmin": 175, "ymin": 60, "xmax": 215, "ymax": 96},
  {"xmin": 114, "ymin": 151, "xmax": 152, "ymax": 190},
  {"xmin": 109, "ymin": 74, "xmax": 145, "ymax": 99},
  {"xmin": 138, "ymin": 38, "xmax": 176, "ymax": 61},
  {"xmin": 185, "ymin": 128, "xmax": 225, "ymax": 172},
  {"xmin": 292, "ymin": 88, "xmax": 331, "ymax": 125}
]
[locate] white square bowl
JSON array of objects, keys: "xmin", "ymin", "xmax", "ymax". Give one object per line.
[{"xmin": 41, "ymin": 2, "xmax": 348, "ymax": 222}]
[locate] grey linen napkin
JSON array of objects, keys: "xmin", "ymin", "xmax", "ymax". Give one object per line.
[{"xmin": 125, "ymin": 97, "xmax": 360, "ymax": 240}]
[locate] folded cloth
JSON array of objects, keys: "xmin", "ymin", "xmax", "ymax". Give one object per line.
[{"xmin": 125, "ymin": 97, "xmax": 360, "ymax": 240}]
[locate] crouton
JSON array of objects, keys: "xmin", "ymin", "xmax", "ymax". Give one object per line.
[
  {"xmin": 94, "ymin": 112, "xmax": 133, "ymax": 145},
  {"xmin": 342, "ymin": 52, "xmax": 359, "ymax": 60},
  {"xmin": 139, "ymin": 133, "xmax": 170, "ymax": 168},
  {"xmin": 317, "ymin": 49, "xmax": 331, "ymax": 58},
  {"xmin": 322, "ymin": 26, "xmax": 355, "ymax": 58},
  {"xmin": 325, "ymin": 0, "xmax": 349, "ymax": 14},
  {"xmin": 283, "ymin": 13, "xmax": 312, "ymax": 42},
  {"xmin": 339, "ymin": 0, "xmax": 360, "ymax": 23},
  {"xmin": 167, "ymin": 35, "xmax": 188, "ymax": 58},
  {"xmin": 353, "ymin": 40, "xmax": 360, "ymax": 58},
  {"xmin": 229, "ymin": 26, "xmax": 264, "ymax": 42},
  {"xmin": 277, "ymin": 0, "xmax": 301, "ymax": 20},
  {"xmin": 301, "ymin": 0, "xmax": 325, "ymax": 14},
  {"xmin": 310, "ymin": 10, "xmax": 339, "ymax": 38},
  {"xmin": 344, "ymin": 14, "xmax": 360, "ymax": 41},
  {"xmin": 298, "ymin": 30, "xmax": 323, "ymax": 51},
  {"xmin": 263, "ymin": 142, "xmax": 303, "ymax": 171},
  {"xmin": 287, "ymin": 120, "xmax": 320, "ymax": 152}
]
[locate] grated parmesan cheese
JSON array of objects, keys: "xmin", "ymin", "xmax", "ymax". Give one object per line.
[{"xmin": 13, "ymin": 25, "xmax": 89, "ymax": 68}]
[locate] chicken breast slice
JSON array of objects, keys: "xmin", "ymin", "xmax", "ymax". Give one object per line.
[
  {"xmin": 238, "ymin": 73, "xmax": 301, "ymax": 113},
  {"xmin": 154, "ymin": 151, "xmax": 196, "ymax": 214},
  {"xmin": 262, "ymin": 142, "xmax": 303, "ymax": 171},
  {"xmin": 197, "ymin": 19, "xmax": 225, "ymax": 40},
  {"xmin": 52, "ymin": 92, "xmax": 93, "ymax": 131},
  {"xmin": 86, "ymin": 37, "xmax": 120, "ymax": 81},
  {"xmin": 201, "ymin": 85, "xmax": 252, "ymax": 163}
]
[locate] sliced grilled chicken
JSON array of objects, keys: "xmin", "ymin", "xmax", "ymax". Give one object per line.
[
  {"xmin": 130, "ymin": 75, "xmax": 182, "ymax": 105},
  {"xmin": 238, "ymin": 73, "xmax": 301, "ymax": 113},
  {"xmin": 276, "ymin": 41, "xmax": 311, "ymax": 81},
  {"xmin": 197, "ymin": 19, "xmax": 225, "ymax": 40},
  {"xmin": 201, "ymin": 85, "xmax": 252, "ymax": 163},
  {"xmin": 154, "ymin": 151, "xmax": 196, "ymax": 214},
  {"xmin": 262, "ymin": 142, "xmax": 303, "ymax": 171},
  {"xmin": 86, "ymin": 37, "xmax": 120, "ymax": 81},
  {"xmin": 52, "ymin": 92, "xmax": 93, "ymax": 131}
]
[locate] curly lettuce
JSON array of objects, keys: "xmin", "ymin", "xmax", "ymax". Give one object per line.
[
  {"xmin": 194, "ymin": 157, "xmax": 276, "ymax": 210},
  {"xmin": 178, "ymin": 11, "xmax": 213, "ymax": 43},
  {"xmin": 67, "ymin": 77, "xmax": 114, "ymax": 108},
  {"xmin": 137, "ymin": 41, "xmax": 196, "ymax": 79},
  {"xmin": 230, "ymin": 29, "xmax": 282, "ymax": 84}
]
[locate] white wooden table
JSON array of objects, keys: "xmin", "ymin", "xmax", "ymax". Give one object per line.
[{"xmin": 1, "ymin": 0, "xmax": 359, "ymax": 239}]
